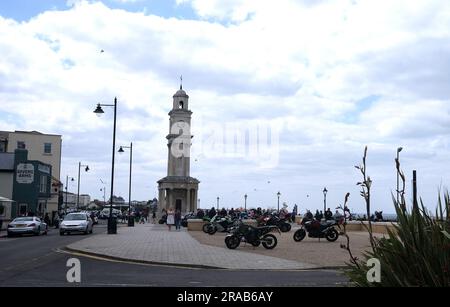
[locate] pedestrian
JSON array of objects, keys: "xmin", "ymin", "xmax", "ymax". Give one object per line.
[
  {"xmin": 44, "ymin": 213, "xmax": 51, "ymax": 226},
  {"xmin": 166, "ymin": 207, "xmax": 175, "ymax": 231},
  {"xmin": 175, "ymin": 209, "xmax": 182, "ymax": 231}
]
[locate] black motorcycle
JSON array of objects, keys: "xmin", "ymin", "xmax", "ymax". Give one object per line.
[
  {"xmin": 293, "ymin": 218, "xmax": 340, "ymax": 242},
  {"xmin": 225, "ymin": 222, "xmax": 280, "ymax": 249},
  {"xmin": 258, "ymin": 212, "xmax": 292, "ymax": 232}
]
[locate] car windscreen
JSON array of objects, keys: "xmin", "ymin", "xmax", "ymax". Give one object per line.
[
  {"xmin": 14, "ymin": 217, "xmax": 33, "ymax": 222},
  {"xmin": 64, "ymin": 214, "xmax": 87, "ymax": 221}
]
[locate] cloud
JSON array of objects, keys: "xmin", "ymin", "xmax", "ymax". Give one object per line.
[{"xmin": 0, "ymin": 0, "xmax": 449, "ymax": 213}]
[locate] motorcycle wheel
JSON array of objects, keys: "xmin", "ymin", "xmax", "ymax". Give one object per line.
[
  {"xmin": 325, "ymin": 228, "xmax": 339, "ymax": 242},
  {"xmin": 208, "ymin": 225, "xmax": 217, "ymax": 235},
  {"xmin": 202, "ymin": 223, "xmax": 211, "ymax": 233},
  {"xmin": 262, "ymin": 234, "xmax": 277, "ymax": 249},
  {"xmin": 280, "ymin": 223, "xmax": 291, "ymax": 232},
  {"xmin": 225, "ymin": 235, "xmax": 240, "ymax": 249},
  {"xmin": 293, "ymin": 229, "xmax": 306, "ymax": 242}
]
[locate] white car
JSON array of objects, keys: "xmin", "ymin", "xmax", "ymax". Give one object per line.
[
  {"xmin": 60, "ymin": 213, "xmax": 93, "ymax": 235},
  {"xmin": 7, "ymin": 216, "xmax": 48, "ymax": 237}
]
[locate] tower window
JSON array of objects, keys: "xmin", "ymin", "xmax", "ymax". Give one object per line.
[{"xmin": 179, "ymin": 101, "xmax": 184, "ymax": 109}]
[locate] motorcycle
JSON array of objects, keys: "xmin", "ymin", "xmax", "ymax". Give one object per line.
[
  {"xmin": 258, "ymin": 212, "xmax": 292, "ymax": 233},
  {"xmin": 206, "ymin": 215, "xmax": 238, "ymax": 235},
  {"xmin": 225, "ymin": 222, "xmax": 280, "ymax": 250},
  {"xmin": 293, "ymin": 218, "xmax": 341, "ymax": 242}
]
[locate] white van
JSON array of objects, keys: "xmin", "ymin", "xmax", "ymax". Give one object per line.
[{"xmin": 100, "ymin": 208, "xmax": 121, "ymax": 219}]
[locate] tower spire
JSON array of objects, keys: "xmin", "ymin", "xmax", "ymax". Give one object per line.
[{"xmin": 180, "ymin": 75, "xmax": 183, "ymax": 90}]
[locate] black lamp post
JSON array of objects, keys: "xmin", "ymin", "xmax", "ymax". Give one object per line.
[
  {"xmin": 323, "ymin": 187, "xmax": 328, "ymax": 216},
  {"xmin": 244, "ymin": 194, "xmax": 247, "ymax": 211},
  {"xmin": 217, "ymin": 197, "xmax": 220, "ymax": 210},
  {"xmin": 65, "ymin": 175, "xmax": 74, "ymax": 214},
  {"xmin": 77, "ymin": 162, "xmax": 89, "ymax": 211},
  {"xmin": 94, "ymin": 98, "xmax": 118, "ymax": 235},
  {"xmin": 396, "ymin": 147, "xmax": 403, "ymax": 203},
  {"xmin": 277, "ymin": 191, "xmax": 281, "ymax": 212},
  {"xmin": 119, "ymin": 142, "xmax": 133, "ymax": 227}
]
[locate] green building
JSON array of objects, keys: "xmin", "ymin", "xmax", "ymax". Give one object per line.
[{"xmin": 10, "ymin": 149, "xmax": 52, "ymax": 218}]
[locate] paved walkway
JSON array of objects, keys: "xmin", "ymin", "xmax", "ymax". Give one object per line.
[{"xmin": 66, "ymin": 224, "xmax": 318, "ymax": 270}]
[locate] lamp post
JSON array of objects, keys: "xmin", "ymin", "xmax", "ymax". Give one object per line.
[
  {"xmin": 65, "ymin": 175, "xmax": 74, "ymax": 214},
  {"xmin": 94, "ymin": 97, "xmax": 118, "ymax": 235},
  {"xmin": 77, "ymin": 162, "xmax": 89, "ymax": 211},
  {"xmin": 323, "ymin": 187, "xmax": 328, "ymax": 216},
  {"xmin": 119, "ymin": 142, "xmax": 133, "ymax": 227},
  {"xmin": 396, "ymin": 147, "xmax": 403, "ymax": 203},
  {"xmin": 277, "ymin": 191, "xmax": 281, "ymax": 212},
  {"xmin": 244, "ymin": 194, "xmax": 247, "ymax": 211},
  {"xmin": 217, "ymin": 197, "xmax": 220, "ymax": 210}
]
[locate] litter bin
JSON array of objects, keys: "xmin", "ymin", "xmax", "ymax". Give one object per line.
[
  {"xmin": 128, "ymin": 216, "xmax": 135, "ymax": 227},
  {"xmin": 107, "ymin": 217, "xmax": 117, "ymax": 234}
]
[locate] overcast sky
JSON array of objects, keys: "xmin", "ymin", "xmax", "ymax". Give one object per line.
[{"xmin": 1, "ymin": 0, "xmax": 449, "ymax": 214}]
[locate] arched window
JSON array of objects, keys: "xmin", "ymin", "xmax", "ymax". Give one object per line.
[{"xmin": 179, "ymin": 101, "xmax": 184, "ymax": 109}]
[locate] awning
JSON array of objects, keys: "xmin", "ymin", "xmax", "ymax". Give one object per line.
[{"xmin": 0, "ymin": 196, "xmax": 14, "ymax": 203}]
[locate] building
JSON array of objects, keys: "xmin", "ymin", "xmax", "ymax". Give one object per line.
[
  {"xmin": 0, "ymin": 130, "xmax": 62, "ymax": 217},
  {"xmin": 157, "ymin": 86, "xmax": 200, "ymax": 213},
  {"xmin": 61, "ymin": 191, "xmax": 91, "ymax": 211},
  {"xmin": 0, "ymin": 149, "xmax": 52, "ymax": 219}
]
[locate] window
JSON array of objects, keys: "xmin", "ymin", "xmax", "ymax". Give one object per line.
[
  {"xmin": 40, "ymin": 175, "xmax": 47, "ymax": 193},
  {"xmin": 179, "ymin": 101, "xmax": 184, "ymax": 109},
  {"xmin": 0, "ymin": 141, "xmax": 6, "ymax": 152},
  {"xmin": 0, "ymin": 204, "xmax": 5, "ymax": 216},
  {"xmin": 17, "ymin": 141, "xmax": 25, "ymax": 149},
  {"xmin": 44, "ymin": 143, "xmax": 52, "ymax": 154}
]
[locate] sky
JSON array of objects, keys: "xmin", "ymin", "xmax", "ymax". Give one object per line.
[{"xmin": 0, "ymin": 0, "xmax": 449, "ymax": 214}]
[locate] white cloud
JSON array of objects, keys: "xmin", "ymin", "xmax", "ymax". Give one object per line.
[{"xmin": 1, "ymin": 0, "xmax": 449, "ymax": 213}]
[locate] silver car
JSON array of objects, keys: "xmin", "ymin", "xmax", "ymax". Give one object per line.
[
  {"xmin": 60, "ymin": 213, "xmax": 93, "ymax": 235},
  {"xmin": 7, "ymin": 216, "xmax": 48, "ymax": 237}
]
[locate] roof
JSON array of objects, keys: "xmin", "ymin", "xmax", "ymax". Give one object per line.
[
  {"xmin": 158, "ymin": 176, "xmax": 200, "ymax": 184},
  {"xmin": 0, "ymin": 153, "xmax": 14, "ymax": 171},
  {"xmin": 12, "ymin": 130, "xmax": 62, "ymax": 137},
  {"xmin": 173, "ymin": 89, "xmax": 189, "ymax": 98}
]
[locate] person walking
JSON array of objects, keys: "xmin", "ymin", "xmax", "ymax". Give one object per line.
[
  {"xmin": 166, "ymin": 207, "xmax": 175, "ymax": 231},
  {"xmin": 175, "ymin": 209, "xmax": 182, "ymax": 231}
]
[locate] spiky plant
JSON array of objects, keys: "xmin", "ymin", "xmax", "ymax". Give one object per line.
[
  {"xmin": 345, "ymin": 193, "xmax": 450, "ymax": 286},
  {"xmin": 345, "ymin": 147, "xmax": 450, "ymax": 286}
]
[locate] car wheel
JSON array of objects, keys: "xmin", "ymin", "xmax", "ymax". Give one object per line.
[
  {"xmin": 7, "ymin": 232, "xmax": 13, "ymax": 238},
  {"xmin": 90, "ymin": 227, "xmax": 93, "ymax": 234},
  {"xmin": 34, "ymin": 227, "xmax": 40, "ymax": 236},
  {"xmin": 59, "ymin": 231, "xmax": 64, "ymax": 236}
]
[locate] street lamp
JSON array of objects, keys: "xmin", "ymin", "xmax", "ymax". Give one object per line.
[
  {"xmin": 119, "ymin": 142, "xmax": 133, "ymax": 227},
  {"xmin": 77, "ymin": 162, "xmax": 89, "ymax": 211},
  {"xmin": 323, "ymin": 187, "xmax": 328, "ymax": 216},
  {"xmin": 65, "ymin": 176, "xmax": 75, "ymax": 214},
  {"xmin": 277, "ymin": 191, "xmax": 281, "ymax": 212},
  {"xmin": 217, "ymin": 197, "xmax": 220, "ymax": 210},
  {"xmin": 396, "ymin": 147, "xmax": 403, "ymax": 203},
  {"xmin": 244, "ymin": 194, "xmax": 247, "ymax": 211},
  {"xmin": 94, "ymin": 98, "xmax": 118, "ymax": 235}
]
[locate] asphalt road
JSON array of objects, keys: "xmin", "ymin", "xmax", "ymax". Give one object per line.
[{"xmin": 0, "ymin": 224, "xmax": 350, "ymax": 287}]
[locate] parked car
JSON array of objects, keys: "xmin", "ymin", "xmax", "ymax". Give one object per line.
[
  {"xmin": 60, "ymin": 213, "xmax": 93, "ymax": 235},
  {"xmin": 7, "ymin": 216, "xmax": 48, "ymax": 237}
]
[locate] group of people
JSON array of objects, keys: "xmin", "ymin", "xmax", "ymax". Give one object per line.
[{"xmin": 161, "ymin": 208, "xmax": 182, "ymax": 231}]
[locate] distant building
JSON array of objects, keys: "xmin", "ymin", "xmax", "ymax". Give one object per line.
[{"xmin": 0, "ymin": 130, "xmax": 62, "ymax": 219}]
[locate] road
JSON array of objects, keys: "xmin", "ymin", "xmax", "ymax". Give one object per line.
[{"xmin": 0, "ymin": 223, "xmax": 349, "ymax": 287}]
